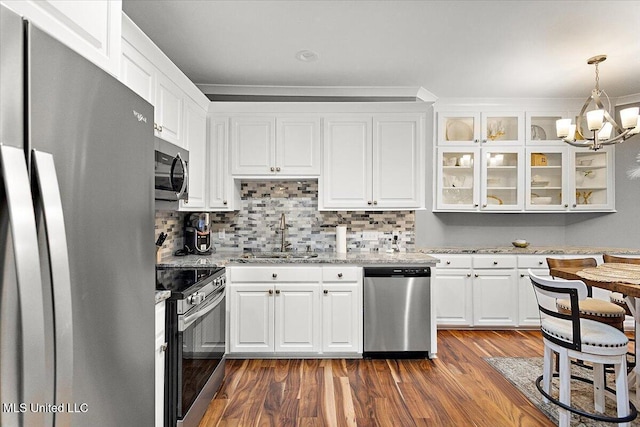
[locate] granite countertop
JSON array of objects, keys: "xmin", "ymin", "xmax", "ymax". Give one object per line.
[
  {"xmin": 416, "ymin": 246, "xmax": 640, "ymax": 255},
  {"xmin": 155, "ymin": 290, "xmax": 171, "ymax": 304},
  {"xmin": 157, "ymin": 250, "xmax": 439, "ymax": 268}
]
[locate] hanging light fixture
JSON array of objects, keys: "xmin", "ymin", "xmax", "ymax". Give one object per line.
[{"xmin": 556, "ymin": 55, "xmax": 640, "ymax": 151}]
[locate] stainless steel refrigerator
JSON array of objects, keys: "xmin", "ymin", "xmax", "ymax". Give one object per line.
[{"xmin": 1, "ymin": 4, "xmax": 155, "ymax": 426}]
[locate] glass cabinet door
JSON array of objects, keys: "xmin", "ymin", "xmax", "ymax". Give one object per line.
[
  {"xmin": 571, "ymin": 149, "xmax": 613, "ymax": 210},
  {"xmin": 526, "ymin": 147, "xmax": 567, "ymax": 210},
  {"xmin": 437, "ymin": 148, "xmax": 479, "ymax": 210},
  {"xmin": 481, "ymin": 112, "xmax": 524, "ymax": 145},
  {"xmin": 526, "ymin": 112, "xmax": 566, "ymax": 146},
  {"xmin": 437, "ymin": 112, "xmax": 480, "ymax": 145},
  {"xmin": 481, "ymin": 147, "xmax": 524, "ymax": 210}
]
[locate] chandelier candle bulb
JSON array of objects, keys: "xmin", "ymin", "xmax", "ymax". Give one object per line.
[
  {"xmin": 587, "ymin": 109, "xmax": 605, "ymax": 131},
  {"xmin": 598, "ymin": 122, "xmax": 613, "ymax": 140},
  {"xmin": 556, "ymin": 119, "xmax": 571, "ymax": 138},
  {"xmin": 566, "ymin": 124, "xmax": 576, "ymax": 142},
  {"xmin": 621, "ymin": 107, "xmax": 640, "ymax": 129}
]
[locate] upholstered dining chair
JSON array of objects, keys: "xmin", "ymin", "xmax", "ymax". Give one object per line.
[
  {"xmin": 546, "ymin": 257, "xmax": 626, "ymax": 331},
  {"xmin": 604, "ymin": 254, "xmax": 640, "ymax": 316},
  {"xmin": 529, "ymin": 270, "xmax": 636, "ymax": 427}
]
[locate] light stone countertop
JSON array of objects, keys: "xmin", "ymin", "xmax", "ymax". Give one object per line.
[
  {"xmin": 155, "ymin": 290, "xmax": 171, "ymax": 304},
  {"xmin": 156, "ymin": 250, "xmax": 439, "ymax": 268},
  {"xmin": 416, "ymin": 246, "xmax": 640, "ymax": 255}
]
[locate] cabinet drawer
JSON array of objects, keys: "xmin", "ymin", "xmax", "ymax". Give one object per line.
[
  {"xmin": 473, "ymin": 256, "xmax": 516, "ymax": 269},
  {"xmin": 517, "ymin": 255, "xmax": 550, "ymax": 269},
  {"xmin": 434, "ymin": 255, "xmax": 472, "ymax": 269},
  {"xmin": 322, "ymin": 266, "xmax": 361, "ymax": 282},
  {"xmin": 229, "ymin": 266, "xmax": 322, "ymax": 283}
]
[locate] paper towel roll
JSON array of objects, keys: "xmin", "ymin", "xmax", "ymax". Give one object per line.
[{"xmin": 336, "ymin": 225, "xmax": 347, "ymax": 253}]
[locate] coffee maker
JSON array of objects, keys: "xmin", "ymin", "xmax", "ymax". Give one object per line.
[{"xmin": 184, "ymin": 213, "xmax": 212, "ymax": 254}]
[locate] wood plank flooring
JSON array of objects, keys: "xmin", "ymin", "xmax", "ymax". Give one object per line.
[{"xmin": 198, "ymin": 330, "xmax": 554, "ymax": 427}]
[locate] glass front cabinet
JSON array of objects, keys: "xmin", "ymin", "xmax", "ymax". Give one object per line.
[{"xmin": 435, "ymin": 109, "xmax": 615, "ymax": 213}]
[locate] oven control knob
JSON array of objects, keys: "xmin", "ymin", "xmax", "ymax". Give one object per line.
[{"xmin": 188, "ymin": 292, "xmax": 205, "ymax": 305}]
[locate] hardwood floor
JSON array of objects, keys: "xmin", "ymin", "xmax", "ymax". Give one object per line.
[{"xmin": 198, "ymin": 330, "xmax": 554, "ymax": 427}]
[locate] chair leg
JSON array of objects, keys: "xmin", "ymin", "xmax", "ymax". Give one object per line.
[
  {"xmin": 593, "ymin": 363, "xmax": 605, "ymax": 413},
  {"xmin": 615, "ymin": 359, "xmax": 631, "ymax": 427},
  {"xmin": 559, "ymin": 349, "xmax": 571, "ymax": 427},
  {"xmin": 542, "ymin": 345, "xmax": 553, "ymax": 404}
]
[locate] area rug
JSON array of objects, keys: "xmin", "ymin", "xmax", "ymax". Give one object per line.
[{"xmin": 486, "ymin": 357, "xmax": 639, "ymax": 426}]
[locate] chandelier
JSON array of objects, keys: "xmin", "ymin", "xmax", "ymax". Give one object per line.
[{"xmin": 555, "ymin": 55, "xmax": 640, "ymax": 151}]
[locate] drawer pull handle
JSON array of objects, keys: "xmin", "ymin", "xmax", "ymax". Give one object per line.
[
  {"xmin": 272, "ymin": 273, "xmax": 278, "ymax": 278},
  {"xmin": 324, "ymin": 290, "xmax": 328, "ymax": 295},
  {"xmin": 538, "ymin": 261, "xmax": 543, "ymax": 265},
  {"xmin": 338, "ymin": 273, "xmax": 343, "ymax": 278},
  {"xmin": 521, "ymin": 274, "xmax": 526, "ymax": 278},
  {"xmin": 446, "ymin": 261, "xmax": 451, "ymax": 265},
  {"xmin": 493, "ymin": 261, "xmax": 498, "ymax": 265}
]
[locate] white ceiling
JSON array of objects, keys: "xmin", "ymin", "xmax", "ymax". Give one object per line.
[{"xmin": 123, "ymin": 0, "xmax": 640, "ymax": 100}]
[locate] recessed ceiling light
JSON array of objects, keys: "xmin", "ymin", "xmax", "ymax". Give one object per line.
[{"xmin": 295, "ymin": 50, "xmax": 319, "ymax": 62}]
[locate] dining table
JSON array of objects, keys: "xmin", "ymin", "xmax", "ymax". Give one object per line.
[{"xmin": 550, "ymin": 262, "xmax": 640, "ymax": 404}]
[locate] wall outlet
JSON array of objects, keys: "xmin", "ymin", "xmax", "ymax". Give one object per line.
[
  {"xmin": 218, "ymin": 229, "xmax": 225, "ymax": 239},
  {"xmin": 362, "ymin": 231, "xmax": 378, "ymax": 241}
]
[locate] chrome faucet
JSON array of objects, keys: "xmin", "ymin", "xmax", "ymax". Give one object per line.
[{"xmin": 279, "ymin": 213, "xmax": 291, "ymax": 252}]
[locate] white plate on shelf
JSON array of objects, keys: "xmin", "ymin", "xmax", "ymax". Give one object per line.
[
  {"xmin": 531, "ymin": 125, "xmax": 547, "ymax": 140},
  {"xmin": 446, "ymin": 120, "xmax": 473, "ymax": 141}
]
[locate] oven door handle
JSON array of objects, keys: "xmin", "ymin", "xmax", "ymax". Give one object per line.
[{"xmin": 179, "ymin": 288, "xmax": 225, "ymax": 331}]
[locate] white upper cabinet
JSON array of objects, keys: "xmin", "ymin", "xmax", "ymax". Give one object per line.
[
  {"xmin": 230, "ymin": 116, "xmax": 321, "ymax": 177},
  {"xmin": 120, "ymin": 38, "xmax": 155, "ymax": 104},
  {"xmin": 4, "ymin": 0, "xmax": 122, "ymax": 76},
  {"xmin": 208, "ymin": 117, "xmax": 241, "ymax": 211},
  {"xmin": 437, "ymin": 111, "xmax": 523, "ymax": 146},
  {"xmin": 179, "ymin": 101, "xmax": 207, "ymax": 210},
  {"xmin": 321, "ymin": 114, "xmax": 424, "ymax": 211},
  {"xmin": 154, "ymin": 73, "xmax": 184, "ymax": 146}
]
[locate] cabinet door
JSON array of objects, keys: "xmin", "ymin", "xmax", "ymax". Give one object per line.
[
  {"xmin": 526, "ymin": 111, "xmax": 567, "ymax": 146},
  {"xmin": 154, "ymin": 302, "xmax": 165, "ymax": 427},
  {"xmin": 570, "ymin": 147, "xmax": 614, "ymax": 211},
  {"xmin": 276, "ymin": 117, "xmax": 321, "ymax": 175},
  {"xmin": 473, "ymin": 270, "xmax": 518, "ymax": 327},
  {"xmin": 274, "ymin": 284, "xmax": 320, "ymax": 353},
  {"xmin": 373, "ymin": 115, "xmax": 423, "ymax": 209},
  {"xmin": 481, "ymin": 112, "xmax": 524, "ymax": 145},
  {"xmin": 433, "ymin": 268, "xmax": 473, "ymax": 326},
  {"xmin": 437, "ymin": 112, "xmax": 480, "ymax": 145},
  {"xmin": 436, "ymin": 148, "xmax": 480, "ymax": 211},
  {"xmin": 322, "ymin": 282, "xmax": 361, "ymax": 353},
  {"xmin": 518, "ymin": 268, "xmax": 552, "ymax": 327},
  {"xmin": 6, "ymin": 0, "xmax": 121, "ymax": 75},
  {"xmin": 230, "ymin": 117, "xmax": 276, "ymax": 175},
  {"xmin": 481, "ymin": 147, "xmax": 524, "ymax": 211},
  {"xmin": 208, "ymin": 117, "xmax": 236, "ymax": 210},
  {"xmin": 155, "ymin": 72, "xmax": 184, "ymax": 147},
  {"xmin": 120, "ymin": 39, "xmax": 156, "ymax": 105},
  {"xmin": 179, "ymin": 101, "xmax": 207, "ymax": 210},
  {"xmin": 229, "ymin": 285, "xmax": 274, "ymax": 353},
  {"xmin": 321, "ymin": 117, "xmax": 372, "ymax": 209},
  {"xmin": 526, "ymin": 146, "xmax": 568, "ymax": 211}
]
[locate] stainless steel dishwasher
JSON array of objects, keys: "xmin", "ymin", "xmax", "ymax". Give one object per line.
[{"xmin": 363, "ymin": 266, "xmax": 431, "ymax": 358}]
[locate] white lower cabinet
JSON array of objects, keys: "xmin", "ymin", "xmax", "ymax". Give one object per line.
[
  {"xmin": 228, "ymin": 265, "xmax": 362, "ymax": 356},
  {"xmin": 433, "ymin": 255, "xmax": 473, "ymax": 326},
  {"xmin": 154, "ymin": 300, "xmax": 166, "ymax": 427},
  {"xmin": 472, "ymin": 266, "xmax": 518, "ymax": 327}
]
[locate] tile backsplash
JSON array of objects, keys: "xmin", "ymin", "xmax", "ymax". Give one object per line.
[{"xmin": 155, "ymin": 180, "xmax": 415, "ymax": 257}]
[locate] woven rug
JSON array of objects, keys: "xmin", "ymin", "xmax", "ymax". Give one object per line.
[{"xmin": 486, "ymin": 357, "xmax": 639, "ymax": 426}]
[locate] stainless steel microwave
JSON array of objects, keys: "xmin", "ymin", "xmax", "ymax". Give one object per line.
[{"xmin": 155, "ymin": 138, "xmax": 189, "ymax": 201}]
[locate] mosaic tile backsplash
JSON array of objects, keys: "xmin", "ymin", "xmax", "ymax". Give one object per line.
[{"xmin": 155, "ymin": 180, "xmax": 415, "ymax": 257}]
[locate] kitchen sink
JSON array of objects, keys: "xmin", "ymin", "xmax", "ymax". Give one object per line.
[{"xmin": 243, "ymin": 253, "xmax": 319, "ymax": 260}]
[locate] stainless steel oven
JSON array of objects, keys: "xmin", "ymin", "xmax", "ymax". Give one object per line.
[
  {"xmin": 157, "ymin": 267, "xmax": 226, "ymax": 427},
  {"xmin": 155, "ymin": 137, "xmax": 189, "ymax": 201}
]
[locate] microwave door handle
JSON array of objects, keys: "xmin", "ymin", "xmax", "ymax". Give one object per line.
[
  {"xmin": 32, "ymin": 149, "xmax": 74, "ymax": 423},
  {"xmin": 0, "ymin": 145, "xmax": 47, "ymax": 426},
  {"xmin": 174, "ymin": 152, "xmax": 188, "ymax": 199},
  {"xmin": 179, "ymin": 289, "xmax": 225, "ymax": 331}
]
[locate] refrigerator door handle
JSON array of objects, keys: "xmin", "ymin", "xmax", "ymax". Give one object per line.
[
  {"xmin": 0, "ymin": 144, "xmax": 46, "ymax": 426},
  {"xmin": 171, "ymin": 152, "xmax": 188, "ymax": 199},
  {"xmin": 32, "ymin": 149, "xmax": 73, "ymax": 424}
]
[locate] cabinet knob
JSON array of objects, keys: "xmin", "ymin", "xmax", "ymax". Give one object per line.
[
  {"xmin": 538, "ymin": 261, "xmax": 543, "ymax": 265},
  {"xmin": 466, "ymin": 273, "xmax": 471, "ymax": 277},
  {"xmin": 446, "ymin": 261, "xmax": 451, "ymax": 265},
  {"xmin": 338, "ymin": 273, "xmax": 343, "ymax": 278},
  {"xmin": 482, "ymin": 204, "xmax": 487, "ymax": 208},
  {"xmin": 373, "ymin": 201, "xmax": 378, "ymax": 205},
  {"xmin": 573, "ymin": 204, "xmax": 577, "ymax": 208},
  {"xmin": 154, "ymin": 123, "xmax": 158, "ymax": 130},
  {"xmin": 272, "ymin": 273, "xmax": 278, "ymax": 278},
  {"xmin": 324, "ymin": 289, "xmax": 329, "ymax": 295},
  {"xmin": 474, "ymin": 139, "xmax": 479, "ymax": 143},
  {"xmin": 520, "ymin": 274, "xmax": 526, "ymax": 278},
  {"xmin": 270, "ymin": 167, "xmax": 275, "ymax": 172},
  {"xmin": 184, "ymin": 200, "xmax": 188, "ymax": 204},
  {"xmin": 493, "ymin": 261, "xmax": 498, "ymax": 265},
  {"xmin": 268, "ymin": 289, "xmax": 273, "ymax": 295},
  {"xmin": 158, "ymin": 125, "xmax": 163, "ymax": 132},
  {"xmin": 276, "ymin": 167, "xmax": 281, "ymax": 172},
  {"xmin": 223, "ymin": 200, "xmax": 228, "ymax": 205},
  {"xmin": 160, "ymin": 342, "xmax": 168, "ymax": 352},
  {"xmin": 564, "ymin": 204, "xmax": 569, "ymax": 208},
  {"xmin": 275, "ymin": 289, "xmax": 280, "ymax": 295},
  {"xmin": 474, "ymin": 274, "xmax": 479, "ymax": 278},
  {"xmin": 474, "ymin": 204, "xmax": 479, "ymax": 208},
  {"xmin": 481, "ymin": 139, "xmax": 487, "ymax": 143},
  {"xmin": 367, "ymin": 201, "xmax": 372, "ymax": 205}
]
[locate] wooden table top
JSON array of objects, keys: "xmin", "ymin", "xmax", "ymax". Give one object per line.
[{"xmin": 550, "ymin": 266, "xmax": 640, "ymax": 298}]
